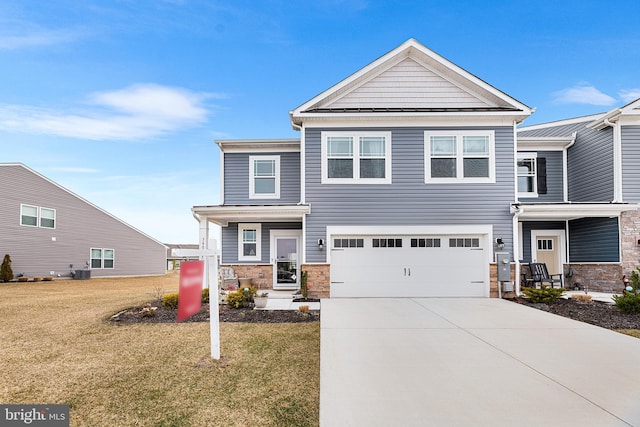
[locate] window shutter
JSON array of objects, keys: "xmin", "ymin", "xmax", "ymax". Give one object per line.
[{"xmin": 537, "ymin": 157, "xmax": 547, "ymax": 194}]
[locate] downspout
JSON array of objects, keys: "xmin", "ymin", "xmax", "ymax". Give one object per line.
[
  {"xmin": 511, "ymin": 205, "xmax": 523, "ymax": 296},
  {"xmin": 604, "ymin": 118, "xmax": 623, "ymax": 202},
  {"xmin": 562, "ymin": 132, "xmax": 577, "ymax": 202}
]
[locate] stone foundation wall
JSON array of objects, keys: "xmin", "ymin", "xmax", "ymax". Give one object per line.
[
  {"xmin": 223, "ymin": 264, "xmax": 273, "ymax": 289},
  {"xmin": 301, "ymin": 264, "xmax": 330, "ymax": 299},
  {"xmin": 621, "ymin": 209, "xmax": 640, "ymax": 276},
  {"xmin": 562, "ymin": 264, "xmax": 623, "ymax": 293}
]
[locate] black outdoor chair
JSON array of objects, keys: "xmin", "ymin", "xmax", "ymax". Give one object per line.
[{"xmin": 522, "ymin": 263, "xmax": 563, "ymax": 289}]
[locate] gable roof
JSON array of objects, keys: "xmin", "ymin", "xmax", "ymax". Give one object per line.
[
  {"xmin": 290, "ymin": 38, "xmax": 532, "ymax": 128},
  {"xmin": 588, "ymin": 97, "xmax": 640, "ymax": 130},
  {"xmin": 0, "ymin": 163, "xmax": 166, "ymax": 248}
]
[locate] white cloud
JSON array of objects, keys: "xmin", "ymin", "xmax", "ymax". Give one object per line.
[
  {"xmin": 551, "ymin": 84, "xmax": 616, "ymax": 106},
  {"xmin": 619, "ymin": 88, "xmax": 640, "ymax": 104},
  {"xmin": 0, "ymin": 27, "xmax": 82, "ymax": 49},
  {"xmin": 0, "ymin": 84, "xmax": 215, "ymax": 141}
]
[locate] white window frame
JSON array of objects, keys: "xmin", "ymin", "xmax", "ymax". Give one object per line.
[
  {"xmin": 517, "ymin": 152, "xmax": 538, "ymax": 197},
  {"xmin": 238, "ymin": 223, "xmax": 262, "ymax": 261},
  {"xmin": 321, "ymin": 131, "xmax": 392, "ymax": 184},
  {"xmin": 90, "ymin": 248, "xmax": 115, "ymax": 269},
  {"xmin": 424, "ymin": 130, "xmax": 495, "ymax": 183},
  {"xmin": 20, "ymin": 204, "xmax": 56, "ymax": 229},
  {"xmin": 20, "ymin": 204, "xmax": 38, "ymax": 227},
  {"xmin": 249, "ymin": 155, "xmax": 280, "ymax": 199}
]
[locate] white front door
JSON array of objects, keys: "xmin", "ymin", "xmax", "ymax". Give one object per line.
[
  {"xmin": 531, "ymin": 230, "xmax": 565, "ymax": 276},
  {"xmin": 271, "ymin": 230, "xmax": 301, "ymax": 290}
]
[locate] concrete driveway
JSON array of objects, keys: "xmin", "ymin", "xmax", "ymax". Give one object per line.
[{"xmin": 320, "ymin": 298, "xmax": 640, "ymax": 426}]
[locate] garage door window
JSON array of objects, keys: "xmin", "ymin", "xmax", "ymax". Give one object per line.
[
  {"xmin": 449, "ymin": 238, "xmax": 480, "ymax": 248},
  {"xmin": 334, "ymin": 238, "xmax": 364, "ymax": 248},
  {"xmin": 411, "ymin": 238, "xmax": 441, "ymax": 248},
  {"xmin": 372, "ymin": 238, "xmax": 402, "ymax": 248}
]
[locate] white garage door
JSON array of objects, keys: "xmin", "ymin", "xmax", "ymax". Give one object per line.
[{"xmin": 330, "ymin": 234, "xmax": 488, "ymax": 297}]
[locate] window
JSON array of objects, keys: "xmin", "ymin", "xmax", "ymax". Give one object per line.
[
  {"xmin": 238, "ymin": 223, "xmax": 261, "ymax": 261},
  {"xmin": 321, "ymin": 132, "xmax": 392, "ymax": 184},
  {"xmin": 372, "ymin": 238, "xmax": 403, "ymax": 248},
  {"xmin": 249, "ymin": 156, "xmax": 280, "ymax": 199},
  {"xmin": 20, "ymin": 204, "xmax": 56, "ymax": 229},
  {"xmin": 537, "ymin": 239, "xmax": 553, "ymax": 251},
  {"xmin": 449, "ymin": 238, "xmax": 480, "ymax": 248},
  {"xmin": 410, "ymin": 238, "xmax": 441, "ymax": 248},
  {"xmin": 20, "ymin": 204, "xmax": 38, "ymax": 226},
  {"xmin": 91, "ymin": 248, "xmax": 115, "ymax": 269},
  {"xmin": 333, "ymin": 238, "xmax": 364, "ymax": 248},
  {"xmin": 518, "ymin": 153, "xmax": 537, "ymax": 196},
  {"xmin": 425, "ymin": 131, "xmax": 495, "ymax": 183}
]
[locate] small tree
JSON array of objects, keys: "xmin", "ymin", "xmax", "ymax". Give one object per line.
[{"xmin": 0, "ymin": 254, "xmax": 14, "ymax": 282}]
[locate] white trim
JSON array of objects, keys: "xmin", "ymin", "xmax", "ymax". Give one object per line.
[
  {"xmin": 216, "ymin": 139, "xmax": 300, "ymax": 153},
  {"xmin": 19, "ymin": 203, "xmax": 38, "ymax": 227},
  {"xmin": 424, "ymin": 130, "xmax": 495, "ymax": 184},
  {"xmin": 192, "ymin": 205, "xmax": 310, "ymax": 227},
  {"xmin": 270, "ymin": 229, "xmax": 302, "ymax": 290},
  {"xmin": 511, "ymin": 203, "xmax": 639, "ymax": 219},
  {"xmin": 238, "ymin": 223, "xmax": 262, "ymax": 261},
  {"xmin": 296, "ymin": 115, "xmax": 524, "ymax": 128},
  {"xmin": 530, "ymin": 229, "xmax": 566, "ymax": 268},
  {"xmin": 321, "ymin": 131, "xmax": 392, "ymax": 184},
  {"xmin": 90, "ymin": 247, "xmax": 115, "ymax": 270},
  {"xmin": 219, "ymin": 151, "xmax": 225, "ymax": 205},
  {"xmin": 517, "ymin": 152, "xmax": 538, "ymax": 198},
  {"xmin": 249, "ymin": 155, "xmax": 280, "ymax": 199},
  {"xmin": 613, "ymin": 120, "xmax": 623, "ymax": 202},
  {"xmin": 300, "ymin": 123, "xmax": 306, "ymax": 204},
  {"xmin": 19, "ymin": 203, "xmax": 56, "ymax": 229}
]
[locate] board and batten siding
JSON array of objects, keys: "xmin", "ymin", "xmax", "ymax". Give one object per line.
[
  {"xmin": 622, "ymin": 125, "xmax": 640, "ymax": 202},
  {"xmin": 223, "ymin": 152, "xmax": 301, "ymax": 205},
  {"xmin": 303, "ymin": 126, "xmax": 515, "ymax": 263},
  {"xmin": 569, "ymin": 217, "xmax": 619, "ymax": 262},
  {"xmin": 0, "ymin": 164, "xmax": 166, "ymax": 278},
  {"xmin": 221, "ymin": 222, "xmax": 302, "ymax": 264},
  {"xmin": 567, "ymin": 126, "xmax": 614, "ymax": 202},
  {"xmin": 518, "ymin": 151, "xmax": 564, "ymax": 203}
]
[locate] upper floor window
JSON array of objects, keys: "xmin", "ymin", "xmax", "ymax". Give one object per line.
[
  {"xmin": 20, "ymin": 204, "xmax": 56, "ymax": 229},
  {"xmin": 91, "ymin": 248, "xmax": 114, "ymax": 269},
  {"xmin": 517, "ymin": 153, "xmax": 537, "ymax": 197},
  {"xmin": 424, "ymin": 131, "xmax": 495, "ymax": 183},
  {"xmin": 249, "ymin": 156, "xmax": 280, "ymax": 199},
  {"xmin": 321, "ymin": 131, "xmax": 392, "ymax": 184},
  {"xmin": 238, "ymin": 223, "xmax": 261, "ymax": 261}
]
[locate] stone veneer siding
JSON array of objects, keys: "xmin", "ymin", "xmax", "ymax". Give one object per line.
[
  {"xmin": 301, "ymin": 264, "xmax": 330, "ymax": 299},
  {"xmin": 223, "ymin": 264, "xmax": 273, "ymax": 289},
  {"xmin": 621, "ymin": 209, "xmax": 640, "ymax": 276},
  {"xmin": 562, "ymin": 264, "xmax": 623, "ymax": 293}
]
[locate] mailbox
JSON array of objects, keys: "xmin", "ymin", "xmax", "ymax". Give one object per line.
[{"xmin": 495, "ymin": 251, "xmax": 511, "ymax": 282}]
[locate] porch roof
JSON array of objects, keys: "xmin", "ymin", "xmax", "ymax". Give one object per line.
[
  {"xmin": 510, "ymin": 202, "xmax": 639, "ymax": 220},
  {"xmin": 192, "ymin": 204, "xmax": 310, "ymax": 226}
]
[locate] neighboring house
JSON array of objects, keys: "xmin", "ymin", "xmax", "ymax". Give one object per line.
[
  {"xmin": 165, "ymin": 243, "xmax": 199, "ymax": 270},
  {"xmin": 516, "ymin": 99, "xmax": 640, "ymax": 291},
  {"xmin": 193, "ymin": 38, "xmax": 640, "ymax": 298},
  {"xmin": 0, "ymin": 163, "xmax": 167, "ymax": 279}
]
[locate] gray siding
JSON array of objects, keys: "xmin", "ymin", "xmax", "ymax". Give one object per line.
[
  {"xmin": 518, "ymin": 151, "xmax": 564, "ymax": 203},
  {"xmin": 0, "ymin": 164, "xmax": 166, "ymax": 278},
  {"xmin": 568, "ymin": 127, "xmax": 614, "ymax": 201},
  {"xmin": 223, "ymin": 152, "xmax": 300, "ymax": 204},
  {"xmin": 622, "ymin": 125, "xmax": 640, "ymax": 202},
  {"xmin": 221, "ymin": 222, "xmax": 302, "ymax": 264},
  {"xmin": 520, "ymin": 221, "xmax": 565, "ymax": 262},
  {"xmin": 304, "ymin": 126, "xmax": 516, "ymax": 263},
  {"xmin": 568, "ymin": 217, "xmax": 619, "ymax": 262}
]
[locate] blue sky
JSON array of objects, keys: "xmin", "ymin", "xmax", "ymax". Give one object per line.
[{"xmin": 1, "ymin": 0, "xmax": 639, "ymax": 243}]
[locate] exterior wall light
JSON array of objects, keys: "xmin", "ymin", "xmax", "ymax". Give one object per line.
[
  {"xmin": 318, "ymin": 239, "xmax": 325, "ymax": 250},
  {"xmin": 496, "ymin": 238, "xmax": 505, "ymax": 250}
]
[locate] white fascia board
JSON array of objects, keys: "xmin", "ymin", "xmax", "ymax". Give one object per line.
[
  {"xmin": 216, "ymin": 139, "xmax": 300, "ymax": 153},
  {"xmin": 517, "ymin": 136, "xmax": 576, "ymax": 151},
  {"xmin": 587, "ymin": 109, "xmax": 622, "ymax": 130},
  {"xmin": 298, "ymin": 114, "xmax": 526, "ymax": 128},
  {"xmin": 192, "ymin": 205, "xmax": 310, "ymax": 226},
  {"xmin": 511, "ymin": 203, "xmax": 639, "ymax": 219}
]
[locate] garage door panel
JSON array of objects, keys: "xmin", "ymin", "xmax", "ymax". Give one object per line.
[{"xmin": 330, "ymin": 234, "xmax": 488, "ymax": 298}]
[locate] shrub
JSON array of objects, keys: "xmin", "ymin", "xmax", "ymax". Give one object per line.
[
  {"xmin": 571, "ymin": 294, "xmax": 592, "ymax": 303},
  {"xmin": 226, "ymin": 286, "xmax": 257, "ymax": 309},
  {"xmin": 521, "ymin": 285, "xmax": 565, "ymax": 303},
  {"xmin": 162, "ymin": 293, "xmax": 179, "ymax": 310},
  {"xmin": 201, "ymin": 288, "xmax": 210, "ymax": 304},
  {"xmin": 300, "ymin": 270, "xmax": 309, "ymax": 299},
  {"xmin": 0, "ymin": 254, "xmax": 14, "ymax": 282},
  {"xmin": 613, "ymin": 293, "xmax": 640, "ymax": 314}
]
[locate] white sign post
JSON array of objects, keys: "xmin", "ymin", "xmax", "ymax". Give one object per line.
[{"xmin": 172, "ymin": 245, "xmax": 220, "ymax": 360}]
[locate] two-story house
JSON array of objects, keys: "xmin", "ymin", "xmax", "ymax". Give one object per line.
[
  {"xmin": 194, "ymin": 38, "xmax": 534, "ymax": 298},
  {"xmin": 515, "ymin": 99, "xmax": 640, "ymax": 292}
]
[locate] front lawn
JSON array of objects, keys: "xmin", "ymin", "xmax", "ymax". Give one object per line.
[{"xmin": 0, "ymin": 274, "xmax": 320, "ymax": 426}]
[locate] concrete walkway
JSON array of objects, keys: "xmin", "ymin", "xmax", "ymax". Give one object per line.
[{"xmin": 320, "ymin": 298, "xmax": 640, "ymax": 426}]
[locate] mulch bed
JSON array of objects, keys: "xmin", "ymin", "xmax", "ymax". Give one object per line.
[
  {"xmin": 109, "ymin": 300, "xmax": 320, "ymax": 324},
  {"xmin": 512, "ymin": 297, "xmax": 640, "ymax": 330}
]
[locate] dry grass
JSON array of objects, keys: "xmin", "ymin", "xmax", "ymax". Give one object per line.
[{"xmin": 0, "ymin": 273, "xmax": 320, "ymax": 426}]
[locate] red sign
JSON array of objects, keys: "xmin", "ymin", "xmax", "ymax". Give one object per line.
[{"xmin": 177, "ymin": 260, "xmax": 204, "ymax": 322}]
